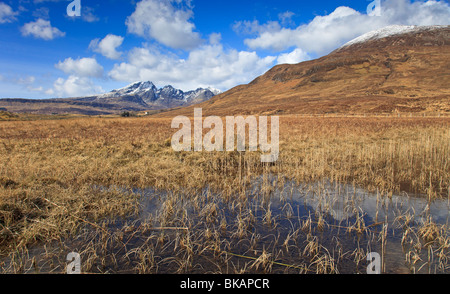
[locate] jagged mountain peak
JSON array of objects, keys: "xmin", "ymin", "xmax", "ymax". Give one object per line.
[
  {"xmin": 99, "ymin": 81, "xmax": 156, "ymax": 100},
  {"xmin": 206, "ymin": 87, "xmax": 222, "ymax": 96},
  {"xmin": 158, "ymin": 85, "xmax": 183, "ymax": 96},
  {"xmin": 97, "ymin": 81, "xmax": 221, "ymax": 108}
]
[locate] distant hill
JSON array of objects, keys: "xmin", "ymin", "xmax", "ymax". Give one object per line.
[
  {"xmin": 0, "ymin": 82, "xmax": 221, "ymax": 115},
  {"xmin": 158, "ymin": 25, "xmax": 449, "ymax": 117}
]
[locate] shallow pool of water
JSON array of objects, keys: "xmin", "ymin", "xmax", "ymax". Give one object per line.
[
  {"xmin": 132, "ymin": 176, "xmax": 449, "ymax": 274},
  {"xmin": 2, "ymin": 177, "xmax": 448, "ymax": 274}
]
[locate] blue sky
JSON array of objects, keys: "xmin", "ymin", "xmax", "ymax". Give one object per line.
[{"xmin": 0, "ymin": 0, "xmax": 449, "ymax": 98}]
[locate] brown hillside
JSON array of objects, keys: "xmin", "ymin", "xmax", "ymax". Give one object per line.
[{"xmin": 157, "ymin": 26, "xmax": 450, "ymax": 117}]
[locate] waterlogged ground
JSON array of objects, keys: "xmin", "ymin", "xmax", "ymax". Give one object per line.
[{"xmin": 1, "ymin": 176, "xmax": 449, "ymax": 274}]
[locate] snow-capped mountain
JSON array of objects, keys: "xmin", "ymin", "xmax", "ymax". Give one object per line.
[
  {"xmin": 103, "ymin": 81, "xmax": 157, "ymax": 97},
  {"xmin": 99, "ymin": 81, "xmax": 221, "ymax": 106},
  {"xmin": 167, "ymin": 25, "xmax": 449, "ymax": 116},
  {"xmin": 339, "ymin": 25, "xmax": 446, "ymax": 49},
  {"xmin": 205, "ymin": 87, "xmax": 222, "ymax": 96}
]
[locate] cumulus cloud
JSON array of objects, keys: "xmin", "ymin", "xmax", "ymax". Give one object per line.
[
  {"xmin": 89, "ymin": 34, "xmax": 124, "ymax": 60},
  {"xmin": 21, "ymin": 18, "xmax": 65, "ymax": 40},
  {"xmin": 49, "ymin": 75, "xmax": 104, "ymax": 97},
  {"xmin": 209, "ymin": 33, "xmax": 222, "ymax": 45},
  {"xmin": 109, "ymin": 44, "xmax": 276, "ymax": 91},
  {"xmin": 126, "ymin": 0, "xmax": 202, "ymax": 50},
  {"xmin": 41, "ymin": 56, "xmax": 106, "ymax": 97},
  {"xmin": 241, "ymin": 0, "xmax": 450, "ymax": 55},
  {"xmin": 55, "ymin": 57, "xmax": 104, "ymax": 78},
  {"xmin": 115, "ymin": 0, "xmax": 279, "ymax": 90},
  {"xmin": 0, "ymin": 2, "xmax": 18, "ymax": 24},
  {"xmin": 277, "ymin": 48, "xmax": 311, "ymax": 65}
]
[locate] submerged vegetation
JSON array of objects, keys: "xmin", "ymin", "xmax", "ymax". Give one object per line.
[{"xmin": 0, "ymin": 115, "xmax": 448, "ymax": 273}]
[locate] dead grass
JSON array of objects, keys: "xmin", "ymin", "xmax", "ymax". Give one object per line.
[{"xmin": 0, "ymin": 115, "xmax": 448, "ymax": 273}]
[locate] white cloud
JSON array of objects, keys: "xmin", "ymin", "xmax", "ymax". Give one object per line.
[
  {"xmin": 15, "ymin": 76, "xmax": 36, "ymax": 85},
  {"xmin": 0, "ymin": 74, "xmax": 48, "ymax": 95},
  {"xmin": 1, "ymin": 71, "xmax": 104, "ymax": 98},
  {"xmin": 126, "ymin": 0, "xmax": 202, "ymax": 50},
  {"xmin": 233, "ymin": 20, "xmax": 282, "ymax": 36},
  {"xmin": 0, "ymin": 2, "xmax": 18, "ymax": 23},
  {"xmin": 242, "ymin": 0, "xmax": 450, "ymax": 55},
  {"xmin": 89, "ymin": 34, "xmax": 124, "ymax": 60},
  {"xmin": 209, "ymin": 33, "xmax": 222, "ymax": 45},
  {"xmin": 21, "ymin": 18, "xmax": 65, "ymax": 40},
  {"xmin": 243, "ymin": 6, "xmax": 373, "ymax": 54},
  {"xmin": 51, "ymin": 75, "xmax": 104, "ymax": 98},
  {"xmin": 109, "ymin": 44, "xmax": 276, "ymax": 91},
  {"xmin": 48, "ymin": 56, "xmax": 106, "ymax": 98},
  {"xmin": 277, "ymin": 48, "xmax": 311, "ymax": 65},
  {"xmin": 278, "ymin": 11, "xmax": 295, "ymax": 26},
  {"xmin": 55, "ymin": 57, "xmax": 104, "ymax": 78},
  {"xmin": 81, "ymin": 6, "xmax": 99, "ymax": 23}
]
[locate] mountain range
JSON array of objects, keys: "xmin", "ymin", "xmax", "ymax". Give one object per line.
[
  {"xmin": 0, "ymin": 82, "xmax": 221, "ymax": 115},
  {"xmin": 98, "ymin": 81, "xmax": 221, "ymax": 105}
]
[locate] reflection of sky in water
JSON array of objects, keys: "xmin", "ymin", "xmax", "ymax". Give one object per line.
[
  {"xmin": 60, "ymin": 181, "xmax": 450, "ymax": 274},
  {"xmin": 132, "ymin": 175, "xmax": 449, "ymax": 231},
  {"xmin": 249, "ymin": 176, "xmax": 449, "ymax": 226}
]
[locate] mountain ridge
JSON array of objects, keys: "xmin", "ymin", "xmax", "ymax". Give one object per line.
[{"xmin": 0, "ymin": 82, "xmax": 222, "ymax": 115}]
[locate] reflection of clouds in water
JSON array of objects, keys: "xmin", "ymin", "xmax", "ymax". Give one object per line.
[
  {"xmin": 134, "ymin": 176, "xmax": 448, "ymax": 228},
  {"xmin": 98, "ymin": 178, "xmax": 448, "ymax": 274}
]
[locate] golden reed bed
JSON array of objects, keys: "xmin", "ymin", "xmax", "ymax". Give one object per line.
[{"xmin": 0, "ymin": 115, "xmax": 448, "ymax": 273}]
